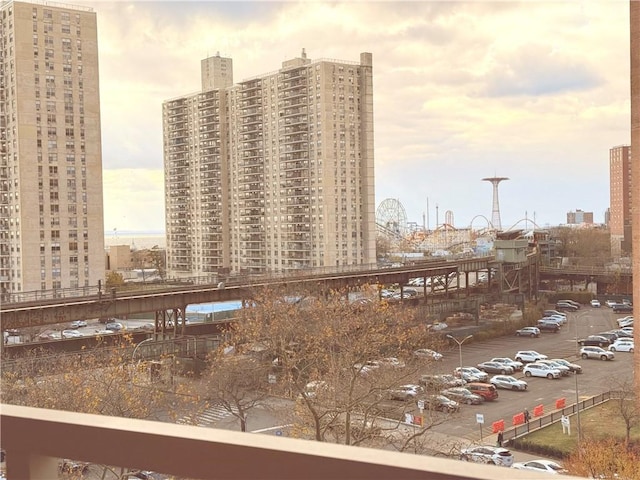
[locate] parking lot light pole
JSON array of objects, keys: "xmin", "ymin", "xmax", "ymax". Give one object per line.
[{"xmin": 446, "ymin": 334, "xmax": 473, "ymax": 373}]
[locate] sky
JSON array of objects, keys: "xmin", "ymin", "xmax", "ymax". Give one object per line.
[{"xmin": 85, "ymin": 0, "xmax": 631, "ymax": 234}]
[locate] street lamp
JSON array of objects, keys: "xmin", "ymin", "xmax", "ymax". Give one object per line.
[
  {"xmin": 132, "ymin": 337, "xmax": 155, "ymax": 363},
  {"xmin": 574, "ymin": 310, "xmax": 589, "ymax": 442},
  {"xmin": 446, "ymin": 334, "xmax": 473, "ymax": 373}
]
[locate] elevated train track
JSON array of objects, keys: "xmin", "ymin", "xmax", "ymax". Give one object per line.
[{"xmin": 1, "ymin": 256, "xmax": 496, "ymax": 331}]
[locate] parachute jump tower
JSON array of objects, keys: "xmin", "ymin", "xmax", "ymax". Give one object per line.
[{"xmin": 482, "ymin": 176, "xmax": 509, "ymax": 231}]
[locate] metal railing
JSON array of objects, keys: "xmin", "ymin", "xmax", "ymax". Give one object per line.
[{"xmin": 502, "ymin": 390, "xmax": 618, "ymax": 443}]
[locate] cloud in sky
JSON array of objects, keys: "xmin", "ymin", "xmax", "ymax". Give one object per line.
[{"xmin": 88, "ymin": 1, "xmax": 630, "ymax": 232}]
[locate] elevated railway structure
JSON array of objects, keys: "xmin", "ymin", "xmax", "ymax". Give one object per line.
[
  {"xmin": 540, "ymin": 264, "xmax": 633, "ymax": 294},
  {"xmin": 1, "ymin": 256, "xmax": 503, "ymax": 331}
]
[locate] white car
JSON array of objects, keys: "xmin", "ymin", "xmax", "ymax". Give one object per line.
[
  {"xmin": 378, "ymin": 357, "xmax": 406, "ymax": 368},
  {"xmin": 61, "ymin": 329, "xmax": 83, "ymax": 339},
  {"xmin": 491, "ymin": 357, "xmax": 524, "ymax": 371},
  {"xmin": 490, "ymin": 375, "xmax": 528, "ymax": 391},
  {"xmin": 580, "ymin": 346, "xmax": 615, "ymax": 361},
  {"xmin": 455, "ymin": 367, "xmax": 489, "ymax": 383},
  {"xmin": 617, "ymin": 317, "xmax": 634, "ymax": 328},
  {"xmin": 512, "ymin": 459, "xmax": 567, "ymax": 474},
  {"xmin": 537, "ymin": 360, "xmax": 571, "ymax": 376},
  {"xmin": 515, "ymin": 350, "xmax": 548, "ymax": 363},
  {"xmin": 590, "ymin": 299, "xmax": 601, "ymax": 308},
  {"xmin": 608, "ymin": 340, "xmax": 634, "ymax": 353},
  {"xmin": 460, "ymin": 445, "xmax": 514, "ymax": 467},
  {"xmin": 545, "ymin": 314, "xmax": 567, "ymax": 325},
  {"xmin": 605, "ymin": 299, "xmax": 618, "ymax": 308},
  {"xmin": 413, "ymin": 349, "xmax": 443, "ymax": 361},
  {"xmin": 523, "ymin": 362, "xmax": 561, "ymax": 379},
  {"xmin": 387, "ymin": 384, "xmax": 424, "ymax": 401},
  {"xmin": 70, "ymin": 320, "xmax": 88, "ymax": 328}
]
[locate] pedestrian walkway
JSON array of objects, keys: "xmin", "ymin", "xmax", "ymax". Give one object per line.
[{"xmin": 177, "ymin": 403, "xmax": 238, "ymax": 427}]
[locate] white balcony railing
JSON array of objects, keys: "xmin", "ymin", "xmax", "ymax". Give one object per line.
[{"xmin": 0, "ymin": 404, "xmax": 569, "ymax": 480}]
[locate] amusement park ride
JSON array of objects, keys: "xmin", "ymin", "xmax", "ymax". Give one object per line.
[{"xmin": 376, "ymin": 177, "xmax": 541, "ymax": 255}]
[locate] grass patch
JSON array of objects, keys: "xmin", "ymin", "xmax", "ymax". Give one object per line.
[{"xmin": 516, "ymin": 400, "xmax": 640, "ymax": 458}]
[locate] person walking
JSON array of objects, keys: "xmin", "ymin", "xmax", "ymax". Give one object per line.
[
  {"xmin": 497, "ymin": 431, "xmax": 504, "ymax": 447},
  {"xmin": 524, "ymin": 408, "xmax": 531, "ymax": 423}
]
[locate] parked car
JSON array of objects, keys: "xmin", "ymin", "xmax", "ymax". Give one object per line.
[
  {"xmin": 70, "ymin": 320, "xmax": 87, "ymax": 328},
  {"xmin": 512, "ymin": 459, "xmax": 567, "ymax": 474},
  {"xmin": 378, "ymin": 357, "xmax": 406, "ymax": 368},
  {"xmin": 476, "ymin": 361, "xmax": 514, "ymax": 375},
  {"xmin": 617, "ymin": 317, "xmax": 634, "ymax": 328},
  {"xmin": 420, "ymin": 374, "xmax": 466, "ymax": 389},
  {"xmin": 607, "ymin": 329, "xmax": 634, "ymax": 338},
  {"xmin": 413, "ymin": 349, "xmax": 443, "ymax": 361},
  {"xmin": 590, "ymin": 299, "xmax": 601, "ymax": 308},
  {"xmin": 387, "ymin": 384, "xmax": 424, "ymax": 401},
  {"xmin": 543, "ymin": 310, "xmax": 567, "ymax": 319},
  {"xmin": 441, "ymin": 387, "xmax": 484, "ymax": 405},
  {"xmin": 425, "ymin": 394, "xmax": 460, "ymax": 413},
  {"xmin": 523, "ymin": 362, "xmax": 562, "ymax": 379},
  {"xmin": 465, "ymin": 382, "xmax": 499, "ymax": 401},
  {"xmin": 515, "ymin": 326, "xmax": 540, "ymax": 337},
  {"xmin": 545, "ymin": 314, "xmax": 567, "ymax": 325},
  {"xmin": 536, "ymin": 320, "xmax": 560, "ymax": 333},
  {"xmin": 558, "ymin": 299, "xmax": 581, "ymax": 309},
  {"xmin": 550, "ymin": 358, "xmax": 582, "ymax": 374},
  {"xmin": 580, "ymin": 346, "xmax": 615, "ymax": 361},
  {"xmin": 490, "ymin": 375, "xmax": 528, "ymax": 391},
  {"xmin": 515, "ymin": 350, "xmax": 548, "ymax": 363},
  {"xmin": 454, "ymin": 367, "xmax": 489, "ymax": 383},
  {"xmin": 608, "ymin": 340, "xmax": 634, "ymax": 353},
  {"xmin": 490, "ymin": 357, "xmax": 524, "ymax": 371},
  {"xmin": 605, "ymin": 299, "xmax": 618, "ymax": 308},
  {"xmin": 105, "ymin": 322, "xmax": 124, "ymax": 332},
  {"xmin": 537, "ymin": 359, "xmax": 570, "ymax": 376},
  {"xmin": 555, "ymin": 302, "xmax": 578, "ymax": 312},
  {"xmin": 460, "ymin": 446, "xmax": 514, "ymax": 467},
  {"xmin": 596, "ymin": 332, "xmax": 621, "ymax": 343},
  {"xmin": 613, "ymin": 304, "xmax": 633, "ymax": 313},
  {"xmin": 577, "ymin": 335, "xmax": 611, "ymax": 348}
]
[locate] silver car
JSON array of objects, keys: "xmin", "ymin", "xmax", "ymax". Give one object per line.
[
  {"xmin": 490, "ymin": 375, "xmax": 528, "ymax": 391},
  {"xmin": 580, "ymin": 346, "xmax": 615, "ymax": 361},
  {"xmin": 460, "ymin": 446, "xmax": 514, "ymax": 467}
]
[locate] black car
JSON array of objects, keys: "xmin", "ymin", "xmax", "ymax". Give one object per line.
[
  {"xmin": 613, "ymin": 304, "xmax": 633, "ymax": 313},
  {"xmin": 578, "ymin": 335, "xmax": 612, "ymax": 347},
  {"xmin": 555, "ymin": 302, "xmax": 578, "ymax": 311},
  {"xmin": 596, "ymin": 332, "xmax": 620, "ymax": 343},
  {"xmin": 425, "ymin": 394, "xmax": 460, "ymax": 413}
]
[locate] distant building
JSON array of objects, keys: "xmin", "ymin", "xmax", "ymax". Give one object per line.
[
  {"xmin": 0, "ymin": 0, "xmax": 105, "ymax": 294},
  {"xmin": 566, "ymin": 209, "xmax": 594, "ymax": 225},
  {"xmin": 163, "ymin": 50, "xmax": 376, "ymax": 276},
  {"xmin": 609, "ymin": 145, "xmax": 632, "ymax": 256},
  {"xmin": 106, "ymin": 245, "xmax": 132, "ymax": 272}
]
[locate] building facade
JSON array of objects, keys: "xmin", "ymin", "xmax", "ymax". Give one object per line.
[
  {"xmin": 163, "ymin": 50, "xmax": 376, "ymax": 276},
  {"xmin": 609, "ymin": 144, "xmax": 632, "ymax": 256},
  {"xmin": 630, "ymin": 0, "xmax": 639, "ymax": 397},
  {"xmin": 566, "ymin": 209, "xmax": 594, "ymax": 225},
  {"xmin": 0, "ymin": 0, "xmax": 105, "ymax": 294}
]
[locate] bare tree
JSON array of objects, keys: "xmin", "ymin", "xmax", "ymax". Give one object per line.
[
  {"xmin": 609, "ymin": 378, "xmax": 640, "ymax": 446},
  {"xmin": 201, "ymin": 351, "xmax": 271, "ymax": 432},
  {"xmin": 226, "ymin": 285, "xmax": 445, "ymax": 447}
]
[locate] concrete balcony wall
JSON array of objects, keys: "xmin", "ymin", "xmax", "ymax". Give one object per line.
[{"xmin": 0, "ymin": 404, "xmax": 569, "ymax": 480}]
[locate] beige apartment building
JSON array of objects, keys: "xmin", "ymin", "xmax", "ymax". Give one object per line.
[
  {"xmin": 163, "ymin": 50, "xmax": 376, "ymax": 276},
  {"xmin": 0, "ymin": 0, "xmax": 105, "ymax": 294},
  {"xmin": 609, "ymin": 144, "xmax": 631, "ymax": 256}
]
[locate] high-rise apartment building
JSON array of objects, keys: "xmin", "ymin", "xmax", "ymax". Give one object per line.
[
  {"xmin": 0, "ymin": 1, "xmax": 105, "ymax": 294},
  {"xmin": 566, "ymin": 209, "xmax": 594, "ymax": 225},
  {"xmin": 163, "ymin": 50, "xmax": 375, "ymax": 276},
  {"xmin": 609, "ymin": 144, "xmax": 632, "ymax": 256}
]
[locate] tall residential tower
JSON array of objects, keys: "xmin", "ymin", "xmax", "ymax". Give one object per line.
[
  {"xmin": 609, "ymin": 145, "xmax": 631, "ymax": 256},
  {"xmin": 0, "ymin": 1, "xmax": 105, "ymax": 294},
  {"xmin": 163, "ymin": 50, "xmax": 376, "ymax": 276}
]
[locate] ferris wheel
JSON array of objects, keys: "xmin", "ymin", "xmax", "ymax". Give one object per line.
[{"xmin": 376, "ymin": 198, "xmax": 408, "ymax": 237}]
